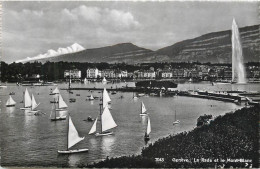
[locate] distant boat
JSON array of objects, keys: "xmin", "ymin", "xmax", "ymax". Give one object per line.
[
  {"xmin": 88, "ymin": 105, "xmax": 117, "ymax": 136},
  {"xmin": 144, "ymin": 117, "xmax": 151, "ymax": 141},
  {"xmin": 28, "ymin": 94, "xmax": 40, "ymax": 113},
  {"xmin": 56, "ymin": 94, "xmax": 68, "ymax": 111},
  {"xmin": 6, "ymin": 96, "xmax": 16, "ymax": 107},
  {"xmin": 50, "ymin": 100, "xmax": 67, "ymax": 121},
  {"xmin": 88, "ymin": 94, "xmax": 94, "ymax": 100},
  {"xmin": 50, "ymin": 87, "xmax": 60, "ymax": 95},
  {"xmin": 133, "ymin": 92, "xmax": 138, "ymax": 99},
  {"xmin": 140, "ymin": 102, "xmax": 148, "ymax": 116},
  {"xmin": 102, "ymin": 77, "xmax": 107, "ymax": 83},
  {"xmin": 84, "ymin": 78, "xmax": 88, "ymax": 84},
  {"xmin": 58, "ymin": 115, "xmax": 88, "ymax": 154},
  {"xmin": 173, "ymin": 110, "xmax": 180, "ymax": 125},
  {"xmin": 138, "ymin": 93, "xmax": 145, "ymax": 97},
  {"xmin": 20, "ymin": 88, "xmax": 32, "ymax": 110}
]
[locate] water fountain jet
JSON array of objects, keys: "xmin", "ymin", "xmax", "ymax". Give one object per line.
[{"xmin": 231, "ymin": 18, "xmax": 247, "ymax": 84}]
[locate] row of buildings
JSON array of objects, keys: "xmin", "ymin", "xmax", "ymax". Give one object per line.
[{"xmin": 64, "ymin": 65, "xmax": 260, "ymax": 80}]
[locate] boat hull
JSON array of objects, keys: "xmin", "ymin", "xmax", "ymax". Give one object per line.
[
  {"xmin": 55, "ymin": 109, "xmax": 67, "ymax": 111},
  {"xmin": 20, "ymin": 107, "xmax": 31, "ymax": 110},
  {"xmin": 51, "ymin": 116, "xmax": 67, "ymax": 121},
  {"xmin": 173, "ymin": 120, "xmax": 180, "ymax": 125},
  {"xmin": 58, "ymin": 148, "xmax": 89, "ymax": 154},
  {"xmin": 140, "ymin": 113, "xmax": 148, "ymax": 116},
  {"xmin": 6, "ymin": 104, "xmax": 15, "ymax": 107},
  {"xmin": 95, "ymin": 132, "xmax": 113, "ymax": 136}
]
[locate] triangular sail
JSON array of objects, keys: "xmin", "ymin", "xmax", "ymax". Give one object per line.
[
  {"xmin": 90, "ymin": 94, "xmax": 94, "ymax": 100},
  {"xmin": 50, "ymin": 104, "xmax": 54, "ymax": 118},
  {"xmin": 141, "ymin": 102, "xmax": 147, "ymax": 114},
  {"xmin": 52, "ymin": 87, "xmax": 60, "ymax": 94},
  {"xmin": 24, "ymin": 88, "xmax": 32, "ymax": 108},
  {"xmin": 84, "ymin": 78, "xmax": 87, "ymax": 84},
  {"xmin": 31, "ymin": 94, "xmax": 40, "ymax": 110},
  {"xmin": 88, "ymin": 118, "xmax": 98, "ymax": 134},
  {"xmin": 58, "ymin": 110, "xmax": 67, "ymax": 117},
  {"xmin": 146, "ymin": 117, "xmax": 151, "ymax": 135},
  {"xmin": 101, "ymin": 106, "xmax": 117, "ymax": 132},
  {"xmin": 103, "ymin": 88, "xmax": 111, "ymax": 108},
  {"xmin": 6, "ymin": 96, "xmax": 16, "ymax": 106},
  {"xmin": 68, "ymin": 116, "xmax": 85, "ymax": 149},
  {"xmin": 58, "ymin": 94, "xmax": 68, "ymax": 109}
]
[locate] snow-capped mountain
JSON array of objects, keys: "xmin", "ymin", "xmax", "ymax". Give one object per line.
[{"xmin": 15, "ymin": 43, "xmax": 85, "ymax": 63}]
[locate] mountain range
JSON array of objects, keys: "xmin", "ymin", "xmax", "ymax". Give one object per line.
[{"xmin": 19, "ymin": 24, "xmax": 259, "ymax": 64}]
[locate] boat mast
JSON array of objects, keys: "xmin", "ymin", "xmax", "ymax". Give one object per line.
[
  {"xmin": 99, "ymin": 103, "xmax": 102, "ymax": 134},
  {"xmin": 54, "ymin": 98, "xmax": 56, "ymax": 120},
  {"xmin": 67, "ymin": 114, "xmax": 69, "ymax": 151}
]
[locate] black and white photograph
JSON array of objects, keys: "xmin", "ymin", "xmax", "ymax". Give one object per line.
[{"xmin": 0, "ymin": 0, "xmax": 259, "ymax": 168}]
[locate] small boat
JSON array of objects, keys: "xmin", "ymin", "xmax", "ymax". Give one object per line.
[
  {"xmin": 133, "ymin": 92, "xmax": 138, "ymax": 99},
  {"xmin": 6, "ymin": 96, "xmax": 16, "ymax": 107},
  {"xmin": 111, "ymin": 91, "xmax": 117, "ymax": 95},
  {"xmin": 56, "ymin": 94, "xmax": 68, "ymax": 111},
  {"xmin": 58, "ymin": 115, "xmax": 88, "ymax": 154},
  {"xmin": 138, "ymin": 93, "xmax": 145, "ymax": 97},
  {"xmin": 87, "ymin": 116, "xmax": 94, "ymax": 122},
  {"xmin": 102, "ymin": 77, "xmax": 107, "ymax": 83},
  {"xmin": 9, "ymin": 92, "xmax": 15, "ymax": 95},
  {"xmin": 173, "ymin": 111, "xmax": 180, "ymax": 125},
  {"xmin": 76, "ymin": 94, "xmax": 80, "ymax": 96},
  {"xmin": 50, "ymin": 87, "xmax": 59, "ymax": 95},
  {"xmin": 50, "ymin": 102, "xmax": 67, "ymax": 121},
  {"xmin": 20, "ymin": 88, "xmax": 32, "ymax": 110},
  {"xmin": 84, "ymin": 78, "xmax": 88, "ymax": 84},
  {"xmin": 89, "ymin": 104, "xmax": 117, "ymax": 136},
  {"xmin": 87, "ymin": 94, "xmax": 94, "ymax": 100},
  {"xmin": 69, "ymin": 98, "xmax": 76, "ymax": 103},
  {"xmin": 144, "ymin": 117, "xmax": 151, "ymax": 141},
  {"xmin": 140, "ymin": 102, "xmax": 148, "ymax": 116}
]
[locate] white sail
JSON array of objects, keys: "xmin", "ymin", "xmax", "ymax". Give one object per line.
[
  {"xmin": 58, "ymin": 110, "xmax": 67, "ymax": 117},
  {"xmin": 103, "ymin": 88, "xmax": 111, "ymax": 108},
  {"xmin": 52, "ymin": 87, "xmax": 60, "ymax": 94},
  {"xmin": 101, "ymin": 106, "xmax": 117, "ymax": 132},
  {"xmin": 146, "ymin": 117, "xmax": 151, "ymax": 135},
  {"xmin": 84, "ymin": 78, "xmax": 87, "ymax": 84},
  {"xmin": 24, "ymin": 88, "xmax": 32, "ymax": 108},
  {"xmin": 141, "ymin": 102, "xmax": 147, "ymax": 114},
  {"xmin": 102, "ymin": 77, "xmax": 107, "ymax": 83},
  {"xmin": 68, "ymin": 116, "xmax": 85, "ymax": 149},
  {"xmin": 90, "ymin": 94, "xmax": 94, "ymax": 100},
  {"xmin": 6, "ymin": 96, "xmax": 16, "ymax": 106},
  {"xmin": 31, "ymin": 94, "xmax": 40, "ymax": 110},
  {"xmin": 88, "ymin": 118, "xmax": 98, "ymax": 134},
  {"xmin": 58, "ymin": 94, "xmax": 68, "ymax": 109}
]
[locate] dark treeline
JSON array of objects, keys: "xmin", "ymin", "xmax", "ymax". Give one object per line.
[
  {"xmin": 84, "ymin": 105, "xmax": 259, "ymax": 168},
  {"xmin": 1, "ymin": 61, "xmax": 259, "ymax": 82}
]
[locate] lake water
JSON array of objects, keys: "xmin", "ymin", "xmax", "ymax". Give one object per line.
[{"xmin": 0, "ymin": 82, "xmax": 259, "ymax": 167}]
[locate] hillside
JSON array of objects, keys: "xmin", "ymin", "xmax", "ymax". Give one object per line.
[
  {"xmin": 36, "ymin": 43, "xmax": 165, "ymax": 64},
  {"xmin": 31, "ymin": 24, "xmax": 259, "ymax": 64},
  {"xmin": 84, "ymin": 105, "xmax": 259, "ymax": 168},
  {"xmin": 156, "ymin": 24, "xmax": 260, "ymax": 63}
]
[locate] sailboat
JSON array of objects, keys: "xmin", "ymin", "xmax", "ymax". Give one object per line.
[
  {"xmin": 102, "ymin": 77, "xmax": 107, "ymax": 83},
  {"xmin": 50, "ymin": 100, "xmax": 67, "ymax": 121},
  {"xmin": 50, "ymin": 87, "xmax": 60, "ymax": 95},
  {"xmin": 58, "ymin": 115, "xmax": 88, "ymax": 154},
  {"xmin": 89, "ymin": 105, "xmax": 117, "ymax": 136},
  {"xmin": 133, "ymin": 92, "xmax": 138, "ymax": 99},
  {"xmin": 103, "ymin": 88, "xmax": 111, "ymax": 109},
  {"xmin": 88, "ymin": 94, "xmax": 94, "ymax": 100},
  {"xmin": 6, "ymin": 96, "xmax": 16, "ymax": 107},
  {"xmin": 20, "ymin": 88, "xmax": 32, "ymax": 110},
  {"xmin": 140, "ymin": 102, "xmax": 148, "ymax": 116},
  {"xmin": 173, "ymin": 110, "xmax": 180, "ymax": 125},
  {"xmin": 144, "ymin": 117, "xmax": 151, "ymax": 141},
  {"xmin": 28, "ymin": 94, "xmax": 40, "ymax": 113},
  {"xmin": 56, "ymin": 94, "xmax": 68, "ymax": 111},
  {"xmin": 84, "ymin": 78, "xmax": 88, "ymax": 84}
]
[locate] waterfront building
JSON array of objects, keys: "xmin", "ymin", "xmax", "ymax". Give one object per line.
[
  {"xmin": 159, "ymin": 70, "xmax": 173, "ymax": 78},
  {"xmin": 86, "ymin": 68, "xmax": 99, "ymax": 78},
  {"xmin": 101, "ymin": 69, "xmax": 115, "ymax": 78},
  {"xmin": 64, "ymin": 69, "xmax": 81, "ymax": 79},
  {"xmin": 143, "ymin": 70, "xmax": 156, "ymax": 79}
]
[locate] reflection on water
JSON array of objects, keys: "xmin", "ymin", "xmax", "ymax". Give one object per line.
[
  {"xmin": 140, "ymin": 116, "xmax": 146, "ymax": 125},
  {"xmin": 6, "ymin": 107, "xmax": 15, "ymax": 114},
  {"xmin": 90, "ymin": 101, "xmax": 94, "ymax": 105},
  {"xmin": 68, "ymin": 153, "xmax": 81, "ymax": 167},
  {"xmin": 101, "ymin": 136, "xmax": 116, "ymax": 157}
]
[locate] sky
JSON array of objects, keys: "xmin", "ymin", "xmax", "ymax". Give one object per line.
[{"xmin": 1, "ymin": 1, "xmax": 259, "ymax": 63}]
